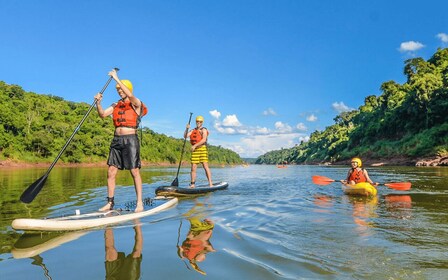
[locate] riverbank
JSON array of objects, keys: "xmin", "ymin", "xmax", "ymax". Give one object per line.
[
  {"xmin": 0, "ymin": 159, "xmax": 179, "ymax": 169},
  {"xmin": 329, "ymin": 155, "xmax": 448, "ymax": 167},
  {"xmin": 2, "ymin": 156, "xmax": 447, "ymax": 168}
]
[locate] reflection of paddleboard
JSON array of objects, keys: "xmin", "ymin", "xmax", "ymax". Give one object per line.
[
  {"xmin": 12, "ymin": 198, "xmax": 178, "ymax": 232},
  {"xmin": 155, "ymin": 182, "xmax": 229, "ymax": 197},
  {"xmin": 342, "ymin": 182, "xmax": 377, "ymax": 196},
  {"xmin": 12, "ymin": 231, "xmax": 89, "ymax": 259}
]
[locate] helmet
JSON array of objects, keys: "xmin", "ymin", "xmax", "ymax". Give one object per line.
[
  {"xmin": 116, "ymin": 79, "xmax": 133, "ymax": 92},
  {"xmin": 196, "ymin": 116, "xmax": 204, "ymax": 122},
  {"xmin": 351, "ymin": 157, "xmax": 362, "ymax": 167}
]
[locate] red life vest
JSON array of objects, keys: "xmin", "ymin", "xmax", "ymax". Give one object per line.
[
  {"xmin": 348, "ymin": 168, "xmax": 367, "ymax": 183},
  {"xmin": 190, "ymin": 127, "xmax": 208, "ymax": 145},
  {"xmin": 112, "ymin": 100, "xmax": 148, "ymax": 128}
]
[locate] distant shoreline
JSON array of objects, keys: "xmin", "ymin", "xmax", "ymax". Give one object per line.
[
  {"xmin": 2, "ymin": 156, "xmax": 446, "ymax": 168},
  {"xmin": 0, "ymin": 159, "xmax": 178, "ymax": 169}
]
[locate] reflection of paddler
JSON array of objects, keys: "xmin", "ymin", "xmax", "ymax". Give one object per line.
[
  {"xmin": 344, "ymin": 196, "xmax": 378, "ymax": 230},
  {"xmin": 178, "ymin": 218, "xmax": 216, "ymax": 275},
  {"xmin": 105, "ymin": 224, "xmax": 143, "ymax": 280}
]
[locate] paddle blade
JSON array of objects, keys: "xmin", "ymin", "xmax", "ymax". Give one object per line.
[
  {"xmin": 171, "ymin": 177, "xmax": 179, "ymax": 187},
  {"xmin": 20, "ymin": 175, "xmax": 48, "ymax": 203},
  {"xmin": 312, "ymin": 175, "xmax": 336, "ymax": 186},
  {"xmin": 384, "ymin": 182, "xmax": 412, "ymax": 191}
]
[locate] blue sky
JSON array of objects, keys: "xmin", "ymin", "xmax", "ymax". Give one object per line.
[{"xmin": 1, "ymin": 1, "xmax": 447, "ymax": 158}]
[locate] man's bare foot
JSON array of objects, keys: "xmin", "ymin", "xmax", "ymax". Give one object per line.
[
  {"xmin": 189, "ymin": 182, "xmax": 195, "ymax": 188},
  {"xmin": 134, "ymin": 201, "xmax": 144, "ymax": 212},
  {"xmin": 99, "ymin": 201, "xmax": 113, "ymax": 212},
  {"xmin": 99, "ymin": 197, "xmax": 114, "ymax": 211}
]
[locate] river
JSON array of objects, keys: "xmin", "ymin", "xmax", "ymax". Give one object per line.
[{"xmin": 0, "ymin": 165, "xmax": 447, "ymax": 279}]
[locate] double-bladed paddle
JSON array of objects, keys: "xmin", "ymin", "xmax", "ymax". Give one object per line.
[
  {"xmin": 171, "ymin": 112, "xmax": 193, "ymax": 187},
  {"xmin": 311, "ymin": 175, "xmax": 411, "ymax": 191},
  {"xmin": 20, "ymin": 68, "xmax": 119, "ymax": 203}
]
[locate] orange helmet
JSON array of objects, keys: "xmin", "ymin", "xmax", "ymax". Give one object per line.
[{"xmin": 351, "ymin": 157, "xmax": 362, "ymax": 167}]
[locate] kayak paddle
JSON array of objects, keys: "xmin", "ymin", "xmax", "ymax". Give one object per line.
[
  {"xmin": 311, "ymin": 175, "xmax": 411, "ymax": 191},
  {"xmin": 20, "ymin": 68, "xmax": 119, "ymax": 203},
  {"xmin": 171, "ymin": 112, "xmax": 193, "ymax": 187}
]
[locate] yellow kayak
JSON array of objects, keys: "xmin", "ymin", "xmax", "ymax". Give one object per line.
[{"xmin": 342, "ymin": 182, "xmax": 377, "ymax": 196}]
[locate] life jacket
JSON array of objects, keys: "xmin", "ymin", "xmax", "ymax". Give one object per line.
[
  {"xmin": 190, "ymin": 127, "xmax": 208, "ymax": 145},
  {"xmin": 348, "ymin": 168, "xmax": 367, "ymax": 183},
  {"xmin": 112, "ymin": 99, "xmax": 148, "ymax": 128}
]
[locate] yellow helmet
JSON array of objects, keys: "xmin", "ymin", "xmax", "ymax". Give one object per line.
[
  {"xmin": 351, "ymin": 157, "xmax": 362, "ymax": 167},
  {"xmin": 196, "ymin": 116, "xmax": 204, "ymax": 122},
  {"xmin": 116, "ymin": 79, "xmax": 133, "ymax": 92}
]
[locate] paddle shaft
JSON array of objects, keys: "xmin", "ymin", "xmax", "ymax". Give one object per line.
[
  {"xmin": 20, "ymin": 69, "xmax": 118, "ymax": 203},
  {"xmin": 44, "ymin": 74, "xmax": 116, "ymax": 175},
  {"xmin": 173, "ymin": 113, "xmax": 193, "ymax": 185}
]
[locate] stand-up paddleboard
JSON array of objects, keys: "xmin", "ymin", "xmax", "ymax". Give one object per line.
[
  {"xmin": 342, "ymin": 182, "xmax": 377, "ymax": 196},
  {"xmin": 12, "ymin": 197, "xmax": 178, "ymax": 232},
  {"xmin": 155, "ymin": 182, "xmax": 229, "ymax": 197}
]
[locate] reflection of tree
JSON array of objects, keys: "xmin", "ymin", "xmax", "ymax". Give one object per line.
[
  {"xmin": 30, "ymin": 255, "xmax": 52, "ymax": 280},
  {"xmin": 177, "ymin": 202, "xmax": 216, "ymax": 275},
  {"xmin": 104, "ymin": 223, "xmax": 143, "ymax": 280}
]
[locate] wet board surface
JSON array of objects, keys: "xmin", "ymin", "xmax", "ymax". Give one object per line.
[
  {"xmin": 155, "ymin": 182, "xmax": 229, "ymax": 197},
  {"xmin": 11, "ymin": 198, "xmax": 178, "ymax": 232}
]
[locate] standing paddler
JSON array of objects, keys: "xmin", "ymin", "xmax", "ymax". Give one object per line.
[{"xmin": 94, "ymin": 69, "xmax": 148, "ymax": 212}]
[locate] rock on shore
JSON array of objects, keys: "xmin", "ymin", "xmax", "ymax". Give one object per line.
[{"xmin": 415, "ymin": 156, "xmax": 448, "ymax": 167}]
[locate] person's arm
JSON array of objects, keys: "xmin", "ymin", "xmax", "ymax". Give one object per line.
[
  {"xmin": 94, "ymin": 93, "xmax": 114, "ymax": 118},
  {"xmin": 109, "ymin": 69, "xmax": 142, "ymax": 111},
  {"xmin": 184, "ymin": 124, "xmax": 191, "ymax": 139},
  {"xmin": 363, "ymin": 170, "xmax": 379, "ymax": 186},
  {"xmin": 340, "ymin": 170, "xmax": 351, "ymax": 184}
]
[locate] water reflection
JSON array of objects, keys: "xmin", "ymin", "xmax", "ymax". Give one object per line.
[
  {"xmin": 177, "ymin": 202, "xmax": 216, "ymax": 275},
  {"xmin": 345, "ymin": 196, "xmax": 378, "ymax": 235},
  {"xmin": 104, "ymin": 222, "xmax": 143, "ymax": 280},
  {"xmin": 384, "ymin": 194, "xmax": 413, "ymax": 219},
  {"xmin": 11, "ymin": 231, "xmax": 89, "ymax": 280},
  {"xmin": 12, "ymin": 231, "xmax": 88, "ymax": 259}
]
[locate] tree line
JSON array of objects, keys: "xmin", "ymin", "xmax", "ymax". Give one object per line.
[
  {"xmin": 256, "ymin": 48, "xmax": 448, "ymax": 164},
  {"xmin": 0, "ymin": 82, "xmax": 243, "ymax": 165}
]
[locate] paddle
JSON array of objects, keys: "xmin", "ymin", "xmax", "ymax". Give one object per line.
[
  {"xmin": 171, "ymin": 112, "xmax": 193, "ymax": 187},
  {"xmin": 311, "ymin": 175, "xmax": 411, "ymax": 191},
  {"xmin": 20, "ymin": 68, "xmax": 119, "ymax": 203}
]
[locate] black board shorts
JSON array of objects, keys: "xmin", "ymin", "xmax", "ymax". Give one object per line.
[{"xmin": 107, "ymin": 134, "xmax": 141, "ymax": 170}]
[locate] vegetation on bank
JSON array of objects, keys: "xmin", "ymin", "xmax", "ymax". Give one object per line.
[
  {"xmin": 0, "ymin": 82, "xmax": 243, "ymax": 165},
  {"xmin": 256, "ymin": 48, "xmax": 448, "ymax": 165}
]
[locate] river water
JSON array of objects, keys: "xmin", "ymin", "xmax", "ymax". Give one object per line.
[{"xmin": 0, "ymin": 165, "xmax": 447, "ymax": 279}]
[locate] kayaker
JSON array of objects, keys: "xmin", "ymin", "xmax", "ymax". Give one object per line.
[
  {"xmin": 341, "ymin": 157, "xmax": 379, "ymax": 186},
  {"xmin": 94, "ymin": 69, "xmax": 148, "ymax": 212},
  {"xmin": 184, "ymin": 115, "xmax": 213, "ymax": 188}
]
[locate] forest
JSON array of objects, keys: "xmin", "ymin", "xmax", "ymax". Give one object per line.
[
  {"xmin": 0, "ymin": 82, "xmax": 243, "ymax": 165},
  {"xmin": 256, "ymin": 48, "xmax": 448, "ymax": 165}
]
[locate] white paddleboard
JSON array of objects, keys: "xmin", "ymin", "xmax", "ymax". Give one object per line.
[{"xmin": 12, "ymin": 197, "xmax": 178, "ymax": 231}]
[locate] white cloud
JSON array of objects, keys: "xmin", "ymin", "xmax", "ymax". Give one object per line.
[
  {"xmin": 399, "ymin": 41, "xmax": 425, "ymax": 52},
  {"xmin": 213, "ymin": 124, "xmax": 236, "ymax": 134},
  {"xmin": 230, "ymin": 133, "xmax": 309, "ymax": 157},
  {"xmin": 332, "ymin": 101, "xmax": 354, "ymax": 113},
  {"xmin": 262, "ymin": 108, "xmax": 276, "ymax": 116},
  {"xmin": 255, "ymin": 126, "xmax": 270, "ymax": 134},
  {"xmin": 274, "ymin": 121, "xmax": 293, "ymax": 133},
  {"xmin": 296, "ymin": 122, "xmax": 307, "ymax": 131},
  {"xmin": 209, "ymin": 109, "xmax": 221, "ymax": 119},
  {"xmin": 222, "ymin": 114, "xmax": 242, "ymax": 127},
  {"xmin": 437, "ymin": 33, "xmax": 448, "ymax": 43},
  {"xmin": 306, "ymin": 114, "xmax": 318, "ymax": 122}
]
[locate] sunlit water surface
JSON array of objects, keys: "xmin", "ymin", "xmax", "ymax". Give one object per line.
[{"xmin": 1, "ymin": 165, "xmax": 447, "ymax": 279}]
